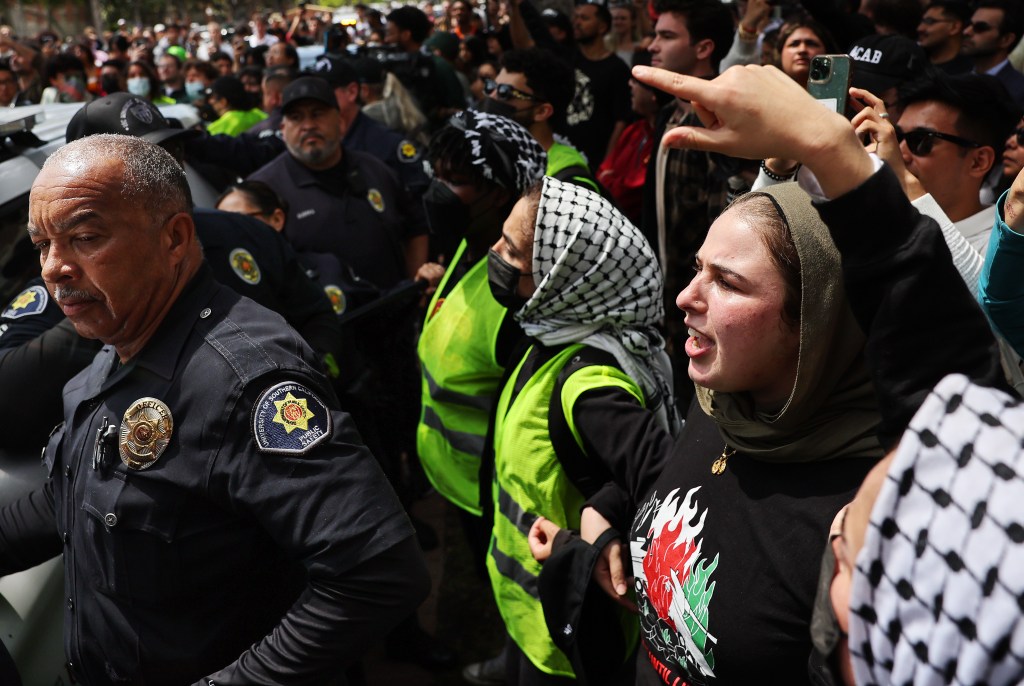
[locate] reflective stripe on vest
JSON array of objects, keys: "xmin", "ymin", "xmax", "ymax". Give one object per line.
[{"xmin": 416, "ymin": 240, "xmax": 507, "ymax": 516}]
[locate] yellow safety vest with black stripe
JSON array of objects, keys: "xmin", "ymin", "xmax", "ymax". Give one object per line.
[
  {"xmin": 487, "ymin": 343, "xmax": 644, "ymax": 677},
  {"xmin": 417, "ymin": 240, "xmax": 508, "ymax": 515}
]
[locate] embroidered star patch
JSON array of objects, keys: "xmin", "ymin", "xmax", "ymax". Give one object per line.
[
  {"xmin": 252, "ymin": 381, "xmax": 331, "ymax": 454},
  {"xmin": 2, "ymin": 285, "xmax": 49, "ymax": 319}
]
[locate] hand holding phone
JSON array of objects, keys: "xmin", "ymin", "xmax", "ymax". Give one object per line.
[{"xmin": 807, "ymin": 55, "xmax": 852, "ymax": 116}]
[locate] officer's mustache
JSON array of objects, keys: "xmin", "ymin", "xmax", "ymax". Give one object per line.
[{"xmin": 53, "ymin": 286, "xmax": 98, "ymax": 305}]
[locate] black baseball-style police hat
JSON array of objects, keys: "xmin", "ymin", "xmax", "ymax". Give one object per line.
[
  {"xmin": 308, "ymin": 54, "xmax": 359, "ymax": 89},
  {"xmin": 281, "ymin": 76, "xmax": 340, "ymax": 113},
  {"xmin": 65, "ymin": 92, "xmax": 198, "ymax": 145}
]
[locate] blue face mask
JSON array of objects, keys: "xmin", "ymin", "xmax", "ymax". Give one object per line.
[
  {"xmin": 127, "ymin": 77, "xmax": 151, "ymax": 98},
  {"xmin": 185, "ymin": 80, "xmax": 205, "ymax": 102}
]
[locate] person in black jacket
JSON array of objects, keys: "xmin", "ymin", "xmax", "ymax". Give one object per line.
[
  {"xmin": 0, "ymin": 133, "xmax": 428, "ymax": 685},
  {"xmin": 0, "ymin": 93, "xmax": 346, "ymax": 452}
]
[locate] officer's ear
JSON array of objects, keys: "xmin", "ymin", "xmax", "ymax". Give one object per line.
[
  {"xmin": 161, "ymin": 212, "xmax": 197, "ymax": 265},
  {"xmin": 267, "ymin": 208, "xmax": 286, "ymax": 232},
  {"xmin": 339, "ymin": 81, "xmax": 359, "ymax": 108}
]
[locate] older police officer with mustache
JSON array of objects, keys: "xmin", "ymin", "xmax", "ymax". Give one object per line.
[{"xmin": 0, "ymin": 133, "xmax": 429, "ymax": 685}]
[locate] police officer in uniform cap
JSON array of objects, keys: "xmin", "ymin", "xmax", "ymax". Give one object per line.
[
  {"xmin": 184, "ymin": 57, "xmax": 431, "ymax": 199},
  {"xmin": 0, "ymin": 134, "xmax": 429, "ymax": 684},
  {"xmin": 248, "ymin": 75, "xmax": 428, "ymax": 295},
  {"xmin": 309, "ymin": 54, "xmax": 430, "ymax": 198},
  {"xmin": 0, "ymin": 93, "xmax": 348, "ymax": 451}
]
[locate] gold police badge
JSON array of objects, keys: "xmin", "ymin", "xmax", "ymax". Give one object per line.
[
  {"xmin": 324, "ymin": 285, "xmax": 347, "ymax": 314},
  {"xmin": 367, "ymin": 188, "xmax": 385, "ymax": 213},
  {"xmin": 119, "ymin": 397, "xmax": 173, "ymax": 470},
  {"xmin": 229, "ymin": 248, "xmax": 262, "ymax": 285},
  {"xmin": 398, "ymin": 140, "xmax": 420, "ymax": 162}
]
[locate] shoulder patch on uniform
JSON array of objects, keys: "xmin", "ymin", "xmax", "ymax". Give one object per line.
[
  {"xmin": 397, "ymin": 140, "xmax": 421, "ymax": 163},
  {"xmin": 2, "ymin": 285, "xmax": 49, "ymax": 319},
  {"xmin": 229, "ymin": 248, "xmax": 262, "ymax": 285},
  {"xmin": 324, "ymin": 285, "xmax": 347, "ymax": 314},
  {"xmin": 252, "ymin": 381, "xmax": 332, "ymax": 455},
  {"xmin": 367, "ymin": 188, "xmax": 385, "ymax": 213}
]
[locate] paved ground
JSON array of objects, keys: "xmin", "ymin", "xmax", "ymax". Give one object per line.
[{"xmin": 361, "ymin": 491, "xmax": 507, "ymax": 685}]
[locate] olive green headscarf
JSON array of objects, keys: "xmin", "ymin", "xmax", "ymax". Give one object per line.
[{"xmin": 694, "ymin": 182, "xmax": 883, "ymax": 462}]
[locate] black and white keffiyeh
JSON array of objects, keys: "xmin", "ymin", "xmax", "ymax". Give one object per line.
[
  {"xmin": 850, "ymin": 374, "xmax": 1024, "ymax": 686},
  {"xmin": 516, "ymin": 176, "xmax": 679, "ymax": 433},
  {"xmin": 447, "ymin": 110, "xmax": 546, "ymax": 194}
]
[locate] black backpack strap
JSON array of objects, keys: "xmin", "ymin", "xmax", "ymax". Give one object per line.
[
  {"xmin": 552, "ymin": 165, "xmax": 623, "ymax": 214},
  {"xmin": 548, "ymin": 346, "xmax": 619, "ymax": 500},
  {"xmin": 552, "ymin": 164, "xmax": 592, "ymax": 185}
]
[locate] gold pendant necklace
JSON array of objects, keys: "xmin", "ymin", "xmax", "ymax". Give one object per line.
[{"xmin": 711, "ymin": 445, "xmax": 735, "ymax": 475}]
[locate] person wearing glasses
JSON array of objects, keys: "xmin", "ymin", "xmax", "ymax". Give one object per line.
[
  {"xmin": 962, "ymin": 0, "xmax": 1024, "ymax": 106},
  {"xmin": 916, "ymin": 1, "xmax": 973, "ymax": 75},
  {"xmin": 895, "ymin": 72, "xmax": 1019, "ymax": 257},
  {"xmin": 477, "ymin": 48, "xmax": 600, "ymax": 193}
]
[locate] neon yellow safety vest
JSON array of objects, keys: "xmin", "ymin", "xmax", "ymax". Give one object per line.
[
  {"xmin": 417, "ymin": 240, "xmax": 508, "ymax": 515},
  {"xmin": 207, "ymin": 108, "xmax": 268, "ymax": 137},
  {"xmin": 487, "ymin": 343, "xmax": 644, "ymax": 677},
  {"xmin": 547, "ymin": 142, "xmax": 598, "ymax": 193}
]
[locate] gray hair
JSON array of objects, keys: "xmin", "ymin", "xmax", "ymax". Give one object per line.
[{"xmin": 44, "ymin": 134, "xmax": 193, "ymax": 221}]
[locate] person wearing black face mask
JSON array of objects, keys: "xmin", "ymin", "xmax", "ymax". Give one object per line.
[
  {"xmin": 416, "ymin": 109, "xmax": 545, "ymax": 524},
  {"xmin": 99, "ymin": 59, "xmax": 126, "ymax": 96},
  {"xmin": 484, "ymin": 177, "xmax": 678, "ymax": 686},
  {"xmin": 474, "ymin": 48, "xmax": 600, "ymax": 193},
  {"xmin": 414, "ymin": 110, "xmax": 546, "ymax": 683}
]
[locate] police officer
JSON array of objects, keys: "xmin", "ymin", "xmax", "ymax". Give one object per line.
[
  {"xmin": 248, "ymin": 75, "xmax": 428, "ymax": 292},
  {"xmin": 0, "ymin": 134, "xmax": 429, "ymax": 685},
  {"xmin": 0, "ymin": 93, "xmax": 348, "ymax": 451},
  {"xmin": 184, "ymin": 59, "xmax": 431, "ymax": 199},
  {"xmin": 309, "ymin": 54, "xmax": 430, "ymax": 197}
]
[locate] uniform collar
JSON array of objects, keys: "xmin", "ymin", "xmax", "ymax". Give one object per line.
[
  {"xmin": 283, "ymin": 147, "xmax": 350, "ymax": 189},
  {"xmin": 343, "ymin": 110, "xmax": 367, "ymax": 145},
  {"xmin": 108, "ymin": 264, "xmax": 222, "ymax": 385}
]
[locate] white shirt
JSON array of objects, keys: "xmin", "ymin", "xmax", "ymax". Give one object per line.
[{"xmin": 955, "ymin": 204, "xmax": 995, "ymax": 258}]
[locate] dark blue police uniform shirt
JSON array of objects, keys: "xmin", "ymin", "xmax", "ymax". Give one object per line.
[
  {"xmin": 344, "ymin": 110, "xmax": 429, "ymax": 196},
  {"xmin": 45, "ymin": 266, "xmax": 411, "ymax": 685},
  {"xmin": 248, "ymin": 147, "xmax": 427, "ymax": 291}
]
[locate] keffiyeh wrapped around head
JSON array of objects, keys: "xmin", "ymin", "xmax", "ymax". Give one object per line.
[
  {"xmin": 850, "ymin": 374, "xmax": 1024, "ymax": 686},
  {"xmin": 516, "ymin": 176, "xmax": 678, "ymax": 432},
  {"xmin": 446, "ymin": 109, "xmax": 547, "ymax": 194}
]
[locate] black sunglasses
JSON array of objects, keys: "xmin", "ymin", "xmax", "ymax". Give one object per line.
[
  {"xmin": 965, "ymin": 20, "xmax": 997, "ymax": 33},
  {"xmin": 1014, "ymin": 127, "xmax": 1024, "ymax": 146},
  {"xmin": 482, "ymin": 78, "xmax": 539, "ymax": 103},
  {"xmin": 895, "ymin": 127, "xmax": 982, "ymax": 156}
]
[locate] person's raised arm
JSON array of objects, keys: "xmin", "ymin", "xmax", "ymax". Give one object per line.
[
  {"xmin": 980, "ymin": 168, "xmax": 1024, "ymax": 357},
  {"xmin": 633, "ymin": 64, "xmax": 1005, "ymax": 444},
  {"xmin": 632, "ymin": 64, "xmax": 877, "ymax": 198}
]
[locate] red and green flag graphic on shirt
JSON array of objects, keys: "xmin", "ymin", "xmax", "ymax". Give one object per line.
[{"xmin": 631, "ymin": 487, "xmax": 719, "ymax": 685}]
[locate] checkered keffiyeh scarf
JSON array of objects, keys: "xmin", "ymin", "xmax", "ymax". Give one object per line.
[
  {"xmin": 517, "ymin": 177, "xmax": 679, "ymax": 433},
  {"xmin": 850, "ymin": 374, "xmax": 1024, "ymax": 686},
  {"xmin": 448, "ymin": 110, "xmax": 546, "ymax": 194}
]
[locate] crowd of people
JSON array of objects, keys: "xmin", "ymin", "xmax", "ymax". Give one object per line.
[{"xmin": 0, "ymin": 0, "xmax": 1024, "ymax": 685}]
